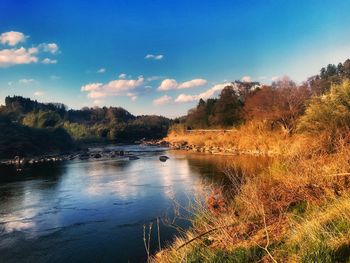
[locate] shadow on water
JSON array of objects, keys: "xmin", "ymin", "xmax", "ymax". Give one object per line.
[
  {"xmin": 79, "ymin": 158, "xmax": 133, "ymax": 176},
  {"xmin": 0, "ymin": 163, "xmax": 67, "ymax": 211},
  {"xmin": 185, "ymin": 153, "xmax": 272, "ymax": 185},
  {"xmin": 0, "ymin": 163, "xmax": 67, "ymax": 184}
]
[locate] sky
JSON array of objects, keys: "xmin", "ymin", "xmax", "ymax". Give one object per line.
[{"xmin": 1, "ymin": 0, "xmax": 350, "ymax": 117}]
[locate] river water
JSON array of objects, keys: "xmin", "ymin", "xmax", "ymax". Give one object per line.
[{"xmin": 0, "ymin": 145, "xmax": 266, "ymax": 262}]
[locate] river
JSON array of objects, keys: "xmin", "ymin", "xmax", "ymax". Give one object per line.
[{"xmin": 0, "ymin": 145, "xmax": 267, "ymax": 262}]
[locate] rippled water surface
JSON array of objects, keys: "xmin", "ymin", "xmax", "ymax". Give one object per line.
[{"xmin": 0, "ymin": 146, "xmax": 264, "ymax": 262}]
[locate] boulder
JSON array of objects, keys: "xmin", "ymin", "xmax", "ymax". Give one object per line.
[
  {"xmin": 159, "ymin": 156, "xmax": 170, "ymax": 162},
  {"xmin": 93, "ymin": 153, "xmax": 102, "ymax": 159}
]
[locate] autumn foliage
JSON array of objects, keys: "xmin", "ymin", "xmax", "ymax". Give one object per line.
[{"xmin": 244, "ymin": 79, "xmax": 311, "ymax": 133}]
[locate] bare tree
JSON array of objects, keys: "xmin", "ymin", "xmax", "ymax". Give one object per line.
[{"xmin": 244, "ymin": 77, "xmax": 311, "ymax": 133}]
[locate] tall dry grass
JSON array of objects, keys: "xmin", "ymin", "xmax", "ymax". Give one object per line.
[
  {"xmin": 166, "ymin": 121, "xmax": 311, "ymax": 157},
  {"xmin": 155, "ymin": 129, "xmax": 350, "ymax": 262}
]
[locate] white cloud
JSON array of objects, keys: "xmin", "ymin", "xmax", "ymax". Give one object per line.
[
  {"xmin": 119, "ymin": 73, "xmax": 127, "ymax": 79},
  {"xmin": 42, "ymin": 58, "xmax": 57, "ymax": 64},
  {"xmin": 81, "ymin": 77, "xmax": 144, "ymax": 99},
  {"xmin": 39, "ymin": 43, "xmax": 59, "ymax": 54},
  {"xmin": 153, "ymin": 95, "xmax": 172, "ymax": 106},
  {"xmin": 33, "ymin": 91, "xmax": 44, "ymax": 97},
  {"xmin": 0, "ymin": 31, "xmax": 59, "ymax": 68},
  {"xmin": 175, "ymin": 82, "xmax": 232, "ymax": 103},
  {"xmin": 127, "ymin": 92, "xmax": 138, "ymax": 102},
  {"xmin": 19, "ymin": 78, "xmax": 35, "ymax": 84},
  {"xmin": 177, "ymin": 79, "xmax": 207, "ymax": 89},
  {"xmin": 81, "ymin": 83, "xmax": 103, "ymax": 92},
  {"xmin": 0, "ymin": 31, "xmax": 27, "ymax": 46},
  {"xmin": 158, "ymin": 79, "xmax": 178, "ymax": 91},
  {"xmin": 241, "ymin": 76, "xmax": 252, "ymax": 82},
  {"xmin": 0, "ymin": 47, "xmax": 38, "ymax": 67},
  {"xmin": 97, "ymin": 68, "xmax": 106, "ymax": 73},
  {"xmin": 158, "ymin": 78, "xmax": 207, "ymax": 91},
  {"xmin": 145, "ymin": 54, "xmax": 163, "ymax": 60},
  {"xmin": 174, "ymin": 94, "xmax": 196, "ymax": 103}
]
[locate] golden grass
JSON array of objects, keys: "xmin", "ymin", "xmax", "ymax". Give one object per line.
[
  {"xmin": 154, "ymin": 122, "xmax": 350, "ymax": 262},
  {"xmin": 166, "ymin": 121, "xmax": 311, "ymax": 157}
]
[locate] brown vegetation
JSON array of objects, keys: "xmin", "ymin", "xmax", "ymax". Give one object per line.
[
  {"xmin": 154, "ymin": 79, "xmax": 350, "ymax": 262},
  {"xmin": 244, "ymin": 78, "xmax": 311, "ymax": 133}
]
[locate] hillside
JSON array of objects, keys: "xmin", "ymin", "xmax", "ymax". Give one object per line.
[
  {"xmin": 0, "ymin": 116, "xmax": 74, "ymax": 159},
  {"xmin": 0, "ymin": 96, "xmax": 170, "ymax": 158}
]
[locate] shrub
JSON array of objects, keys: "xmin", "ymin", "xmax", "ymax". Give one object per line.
[
  {"xmin": 298, "ymin": 80, "xmax": 350, "ymax": 135},
  {"xmin": 22, "ymin": 110, "xmax": 62, "ymax": 128}
]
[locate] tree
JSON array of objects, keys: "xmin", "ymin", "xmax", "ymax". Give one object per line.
[
  {"xmin": 326, "ymin": 64, "xmax": 337, "ymax": 78},
  {"xmin": 244, "ymin": 79, "xmax": 310, "ymax": 133},
  {"xmin": 308, "ymin": 59, "xmax": 350, "ymax": 96},
  {"xmin": 186, "ymin": 99, "xmax": 209, "ymax": 128},
  {"xmin": 298, "ymin": 80, "xmax": 350, "ymax": 135},
  {"xmin": 337, "ymin": 63, "xmax": 344, "ymax": 76},
  {"xmin": 343, "ymin": 59, "xmax": 350, "ymax": 78},
  {"xmin": 22, "ymin": 110, "xmax": 62, "ymax": 128},
  {"xmin": 209, "ymin": 86, "xmax": 243, "ymax": 127}
]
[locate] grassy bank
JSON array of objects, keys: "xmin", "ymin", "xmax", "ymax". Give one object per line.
[
  {"xmin": 154, "ymin": 82, "xmax": 350, "ymax": 262},
  {"xmin": 156, "ymin": 133, "xmax": 350, "ymax": 262}
]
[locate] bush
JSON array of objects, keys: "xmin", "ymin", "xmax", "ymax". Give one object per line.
[
  {"xmin": 63, "ymin": 122, "xmax": 89, "ymax": 139},
  {"xmin": 22, "ymin": 110, "xmax": 62, "ymax": 128},
  {"xmin": 298, "ymin": 80, "xmax": 350, "ymax": 135}
]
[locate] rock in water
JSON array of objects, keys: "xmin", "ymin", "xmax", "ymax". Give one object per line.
[
  {"xmin": 129, "ymin": 155, "xmax": 139, "ymax": 160},
  {"xmin": 93, "ymin": 153, "xmax": 102, "ymax": 159},
  {"xmin": 79, "ymin": 153, "xmax": 89, "ymax": 160},
  {"xmin": 159, "ymin": 156, "xmax": 169, "ymax": 162}
]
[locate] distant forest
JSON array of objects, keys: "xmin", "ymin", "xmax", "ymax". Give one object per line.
[{"xmin": 0, "ymin": 97, "xmax": 170, "ymax": 158}]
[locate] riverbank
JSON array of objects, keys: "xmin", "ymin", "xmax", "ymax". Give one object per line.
[
  {"xmin": 153, "ymin": 124, "xmax": 350, "ymax": 262},
  {"xmin": 164, "ymin": 122, "xmax": 316, "ymax": 157},
  {"xmin": 0, "ymin": 144, "xmax": 162, "ymax": 171}
]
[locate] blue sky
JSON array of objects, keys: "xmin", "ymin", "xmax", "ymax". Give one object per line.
[{"xmin": 1, "ymin": 0, "xmax": 350, "ymax": 117}]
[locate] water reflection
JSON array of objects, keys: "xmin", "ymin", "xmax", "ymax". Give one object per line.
[
  {"xmin": 1, "ymin": 208, "xmax": 37, "ymax": 234},
  {"xmin": 0, "ymin": 148, "xmax": 269, "ymax": 262}
]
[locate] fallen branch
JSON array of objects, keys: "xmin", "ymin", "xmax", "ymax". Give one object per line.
[{"xmin": 176, "ymin": 223, "xmax": 235, "ymax": 251}]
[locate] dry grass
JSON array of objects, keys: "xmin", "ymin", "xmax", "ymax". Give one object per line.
[
  {"xmin": 166, "ymin": 121, "xmax": 312, "ymax": 157},
  {"xmin": 167, "ymin": 120, "xmax": 350, "ymax": 158},
  {"xmin": 154, "ymin": 123, "xmax": 350, "ymax": 263}
]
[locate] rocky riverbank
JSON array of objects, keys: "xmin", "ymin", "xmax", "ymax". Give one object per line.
[
  {"xmin": 166, "ymin": 140, "xmax": 278, "ymax": 156},
  {"xmin": 0, "ymin": 148, "xmax": 143, "ymax": 169},
  {"xmin": 140, "ymin": 137, "xmax": 278, "ymax": 156}
]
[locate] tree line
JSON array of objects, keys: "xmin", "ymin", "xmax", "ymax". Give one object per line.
[
  {"xmin": 0, "ymin": 97, "xmax": 171, "ymax": 157},
  {"xmin": 177, "ymin": 59, "xmax": 350, "ymax": 134}
]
